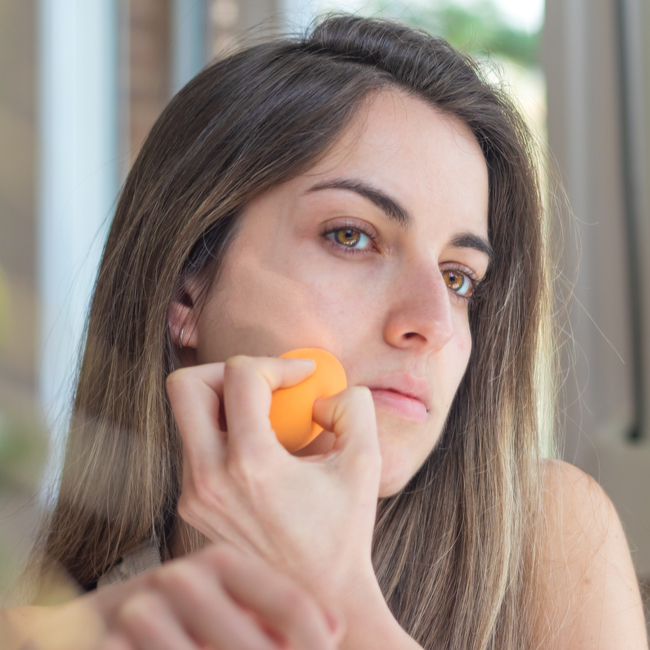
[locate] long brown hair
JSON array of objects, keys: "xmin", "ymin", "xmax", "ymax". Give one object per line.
[{"xmin": 33, "ymin": 15, "xmax": 551, "ymax": 649}]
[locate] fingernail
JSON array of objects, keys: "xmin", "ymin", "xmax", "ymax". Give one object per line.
[{"xmin": 292, "ymin": 358, "xmax": 317, "ymax": 369}]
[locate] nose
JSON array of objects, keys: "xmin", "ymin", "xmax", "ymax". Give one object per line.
[{"xmin": 382, "ymin": 260, "xmax": 455, "ymax": 354}]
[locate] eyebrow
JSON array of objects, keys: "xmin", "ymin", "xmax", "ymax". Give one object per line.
[
  {"xmin": 450, "ymin": 233, "xmax": 494, "ymax": 261},
  {"xmin": 306, "ymin": 177, "xmax": 493, "ymax": 260}
]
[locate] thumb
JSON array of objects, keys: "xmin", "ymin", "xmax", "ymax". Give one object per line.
[{"xmin": 311, "ymin": 386, "xmax": 381, "ymax": 473}]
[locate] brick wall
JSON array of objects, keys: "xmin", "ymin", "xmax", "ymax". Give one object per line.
[{"xmin": 123, "ymin": 0, "xmax": 172, "ymax": 170}]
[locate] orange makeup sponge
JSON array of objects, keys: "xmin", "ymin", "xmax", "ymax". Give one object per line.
[{"xmin": 270, "ymin": 348, "xmax": 347, "ymax": 452}]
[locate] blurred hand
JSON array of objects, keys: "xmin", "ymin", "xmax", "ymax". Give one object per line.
[
  {"xmin": 165, "ymin": 355, "xmax": 382, "ymax": 603},
  {"xmin": 2, "ymin": 543, "xmax": 342, "ymax": 650}
]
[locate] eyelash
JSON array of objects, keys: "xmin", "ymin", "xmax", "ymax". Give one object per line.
[
  {"xmin": 320, "ymin": 220, "xmax": 379, "ymax": 256},
  {"xmin": 319, "ymin": 220, "xmax": 482, "ymax": 302}
]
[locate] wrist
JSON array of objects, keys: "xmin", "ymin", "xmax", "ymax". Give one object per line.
[{"xmin": 333, "ymin": 568, "xmax": 422, "ymax": 650}]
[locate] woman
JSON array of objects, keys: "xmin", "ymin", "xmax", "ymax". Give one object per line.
[{"xmin": 2, "ymin": 14, "xmax": 647, "ymax": 650}]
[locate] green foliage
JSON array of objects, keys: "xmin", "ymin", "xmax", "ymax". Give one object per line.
[
  {"xmin": 0, "ymin": 265, "xmax": 8, "ymax": 347},
  {"xmin": 0, "ymin": 410, "xmax": 47, "ymax": 603},
  {"xmin": 373, "ymin": 0, "xmax": 541, "ymax": 68},
  {"xmin": 0, "ymin": 409, "xmax": 48, "ymax": 491}
]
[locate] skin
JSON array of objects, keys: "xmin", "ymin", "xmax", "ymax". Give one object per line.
[
  {"xmin": 1, "ymin": 90, "xmax": 647, "ymax": 649},
  {"xmin": 535, "ymin": 460, "xmax": 648, "ymax": 649},
  {"xmin": 174, "ymin": 89, "xmax": 491, "ymax": 497}
]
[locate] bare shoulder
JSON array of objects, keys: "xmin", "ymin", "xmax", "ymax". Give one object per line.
[
  {"xmin": 542, "ymin": 459, "xmax": 616, "ymax": 540},
  {"xmin": 535, "ymin": 459, "xmax": 648, "ymax": 649}
]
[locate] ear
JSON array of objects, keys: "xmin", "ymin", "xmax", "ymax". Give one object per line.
[{"xmin": 168, "ymin": 279, "xmax": 201, "ymax": 361}]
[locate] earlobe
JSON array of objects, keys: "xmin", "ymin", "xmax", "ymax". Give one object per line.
[{"xmin": 168, "ymin": 300, "xmax": 198, "ymax": 350}]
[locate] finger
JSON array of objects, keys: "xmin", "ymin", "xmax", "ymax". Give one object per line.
[
  {"xmin": 204, "ymin": 545, "xmax": 336, "ymax": 650},
  {"xmin": 166, "ymin": 363, "xmax": 227, "ymax": 474},
  {"xmin": 223, "ymin": 355, "xmax": 316, "ymax": 457},
  {"xmin": 117, "ymin": 591, "xmax": 198, "ymax": 650},
  {"xmin": 97, "ymin": 633, "xmax": 135, "ymax": 650},
  {"xmin": 311, "ymin": 386, "xmax": 381, "ymax": 469},
  {"xmin": 153, "ymin": 561, "xmax": 280, "ymax": 650}
]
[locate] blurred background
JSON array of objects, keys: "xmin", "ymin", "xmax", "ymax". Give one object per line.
[{"xmin": 0, "ymin": 0, "xmax": 649, "ymax": 621}]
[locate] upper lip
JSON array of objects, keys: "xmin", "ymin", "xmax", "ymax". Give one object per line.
[{"xmin": 365, "ymin": 374, "xmax": 431, "ymax": 411}]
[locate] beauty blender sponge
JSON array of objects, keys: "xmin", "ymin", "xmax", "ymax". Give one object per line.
[{"xmin": 270, "ymin": 348, "xmax": 347, "ymax": 452}]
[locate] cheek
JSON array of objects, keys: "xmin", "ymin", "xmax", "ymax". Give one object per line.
[
  {"xmin": 447, "ymin": 309, "xmax": 472, "ymax": 365},
  {"xmin": 453, "ymin": 323, "xmax": 472, "ymax": 378},
  {"xmin": 439, "ymin": 323, "xmax": 472, "ymax": 409},
  {"xmin": 198, "ymin": 256, "xmax": 367, "ymax": 361}
]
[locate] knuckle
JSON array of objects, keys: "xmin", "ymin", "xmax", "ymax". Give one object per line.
[
  {"xmin": 228, "ymin": 459, "xmax": 270, "ymax": 503},
  {"xmin": 226, "ymin": 453, "xmax": 258, "ymax": 486},
  {"xmin": 153, "ymin": 561, "xmax": 202, "ymax": 594},
  {"xmin": 178, "ymin": 480, "xmax": 227, "ymax": 522},
  {"xmin": 224, "ymin": 354, "xmax": 253, "ymax": 372},
  {"xmin": 187, "ymin": 462, "xmax": 225, "ymax": 502},
  {"xmin": 277, "ymin": 586, "xmax": 319, "ymax": 627},
  {"xmin": 211, "ymin": 541, "xmax": 237, "ymax": 563},
  {"xmin": 165, "ymin": 367, "xmax": 195, "ymax": 397},
  {"xmin": 165, "ymin": 367, "xmax": 189, "ymax": 388},
  {"xmin": 177, "ymin": 492, "xmax": 205, "ymax": 529},
  {"xmin": 190, "ymin": 470, "xmax": 218, "ymax": 503},
  {"xmin": 117, "ymin": 591, "xmax": 160, "ymax": 628},
  {"xmin": 206, "ymin": 542, "xmax": 240, "ymax": 571}
]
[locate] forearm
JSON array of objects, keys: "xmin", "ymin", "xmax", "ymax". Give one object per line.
[
  {"xmin": 0, "ymin": 603, "xmax": 105, "ymax": 650},
  {"xmin": 0, "ymin": 606, "xmax": 56, "ymax": 649}
]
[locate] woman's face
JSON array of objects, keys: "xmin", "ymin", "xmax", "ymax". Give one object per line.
[{"xmin": 180, "ymin": 90, "xmax": 490, "ymax": 497}]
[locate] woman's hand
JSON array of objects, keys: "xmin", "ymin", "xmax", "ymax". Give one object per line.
[
  {"xmin": 1, "ymin": 543, "xmax": 341, "ymax": 650},
  {"xmin": 165, "ymin": 355, "xmax": 383, "ymax": 604}
]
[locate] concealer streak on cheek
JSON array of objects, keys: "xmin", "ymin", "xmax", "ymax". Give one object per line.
[{"xmin": 208, "ymin": 250, "xmax": 342, "ymax": 360}]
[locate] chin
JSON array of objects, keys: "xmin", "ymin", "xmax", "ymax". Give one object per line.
[
  {"xmin": 378, "ymin": 475, "xmax": 412, "ymax": 498},
  {"xmin": 374, "ymin": 429, "xmax": 424, "ymax": 497},
  {"xmin": 378, "ymin": 457, "xmax": 418, "ymax": 497}
]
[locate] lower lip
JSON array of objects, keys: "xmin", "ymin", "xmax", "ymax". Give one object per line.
[{"xmin": 369, "ymin": 389, "xmax": 428, "ymax": 423}]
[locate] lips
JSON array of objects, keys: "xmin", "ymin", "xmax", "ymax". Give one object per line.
[
  {"xmin": 364, "ymin": 373, "xmax": 431, "ymax": 424},
  {"xmin": 369, "ymin": 389, "xmax": 428, "ymax": 423},
  {"xmin": 365, "ymin": 373, "xmax": 431, "ymax": 411}
]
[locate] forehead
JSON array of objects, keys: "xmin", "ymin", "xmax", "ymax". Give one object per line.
[{"xmin": 300, "ymin": 89, "xmax": 489, "ymax": 238}]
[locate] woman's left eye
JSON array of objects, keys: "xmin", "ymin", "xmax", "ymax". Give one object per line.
[{"xmin": 442, "ymin": 269, "xmax": 475, "ymax": 298}]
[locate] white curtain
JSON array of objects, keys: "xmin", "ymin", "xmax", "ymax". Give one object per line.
[{"xmin": 38, "ymin": 0, "xmax": 119, "ymax": 499}]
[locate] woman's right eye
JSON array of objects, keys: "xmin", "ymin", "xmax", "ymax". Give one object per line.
[{"xmin": 320, "ymin": 222, "xmax": 379, "ymax": 256}]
